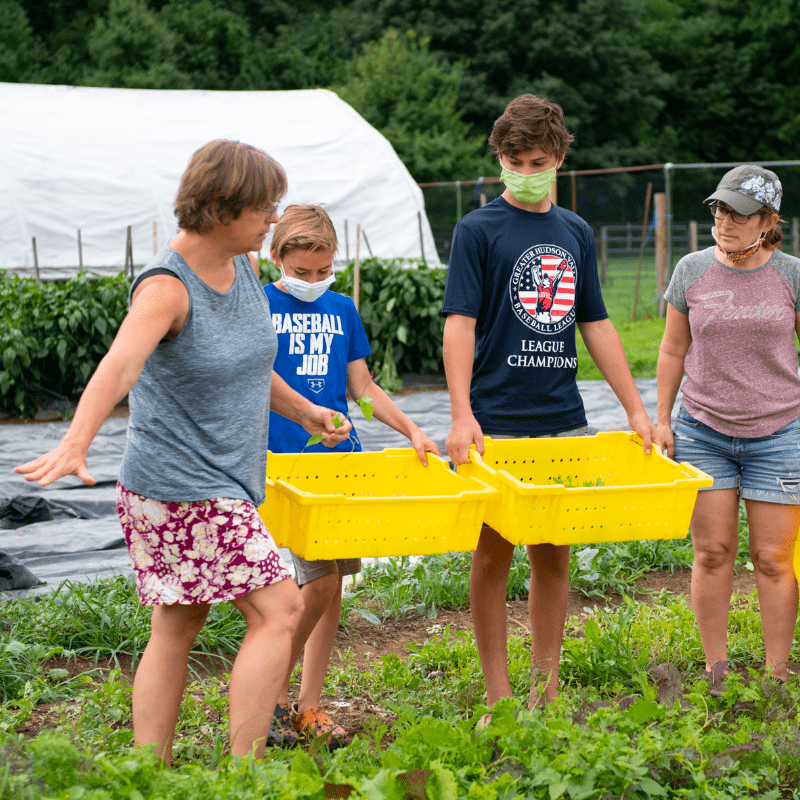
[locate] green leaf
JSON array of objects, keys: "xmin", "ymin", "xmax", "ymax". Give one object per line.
[
  {"xmin": 306, "ymin": 433, "xmax": 324, "ymax": 447},
  {"xmin": 396, "ymin": 324, "xmax": 408, "ymax": 344},
  {"xmin": 637, "ymin": 777, "xmax": 668, "ymax": 797},
  {"xmin": 357, "ymin": 395, "xmax": 374, "ymax": 422}
]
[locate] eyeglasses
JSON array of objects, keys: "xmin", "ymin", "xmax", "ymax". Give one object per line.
[
  {"xmin": 257, "ymin": 204, "xmax": 279, "ymax": 216},
  {"xmin": 708, "ymin": 203, "xmax": 752, "ymax": 224}
]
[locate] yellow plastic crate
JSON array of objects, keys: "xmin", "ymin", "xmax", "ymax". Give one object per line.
[
  {"xmin": 455, "ymin": 432, "xmax": 713, "ymax": 546},
  {"xmin": 795, "ymin": 531, "xmax": 800, "ymax": 585},
  {"xmin": 258, "ymin": 448, "xmax": 499, "ymax": 559}
]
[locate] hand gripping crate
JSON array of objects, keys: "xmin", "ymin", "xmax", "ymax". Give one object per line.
[
  {"xmin": 455, "ymin": 432, "xmax": 713, "ymax": 546},
  {"xmin": 258, "ymin": 448, "xmax": 499, "ymax": 559}
]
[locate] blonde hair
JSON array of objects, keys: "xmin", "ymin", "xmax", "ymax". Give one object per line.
[
  {"xmin": 488, "ymin": 94, "xmax": 574, "ymax": 160},
  {"xmin": 270, "ymin": 204, "xmax": 338, "ymax": 262},
  {"xmin": 174, "ymin": 139, "xmax": 287, "ymax": 234}
]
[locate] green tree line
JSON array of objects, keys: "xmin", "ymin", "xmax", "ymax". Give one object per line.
[{"xmin": 2, "ymin": 0, "xmax": 797, "ymax": 181}]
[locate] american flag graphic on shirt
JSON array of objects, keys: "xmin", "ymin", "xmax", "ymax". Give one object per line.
[
  {"xmin": 518, "ymin": 254, "xmax": 575, "ymax": 318},
  {"xmin": 509, "ymin": 244, "xmax": 578, "ymax": 334}
]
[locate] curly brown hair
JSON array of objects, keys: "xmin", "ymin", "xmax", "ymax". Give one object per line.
[
  {"xmin": 488, "ymin": 94, "xmax": 574, "ymax": 159},
  {"xmin": 174, "ymin": 140, "xmax": 287, "ymax": 234}
]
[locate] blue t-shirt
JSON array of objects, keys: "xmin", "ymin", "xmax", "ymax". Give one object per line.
[
  {"xmin": 265, "ymin": 283, "xmax": 372, "ymax": 453},
  {"xmin": 441, "ymin": 197, "xmax": 608, "ymax": 435}
]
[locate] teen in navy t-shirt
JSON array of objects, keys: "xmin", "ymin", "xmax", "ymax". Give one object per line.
[
  {"xmin": 443, "ymin": 195, "xmax": 608, "ymax": 435},
  {"xmin": 443, "ymin": 94, "xmax": 655, "ymax": 717}
]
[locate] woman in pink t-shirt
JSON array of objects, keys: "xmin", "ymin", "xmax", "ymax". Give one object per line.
[{"xmin": 656, "ymin": 165, "xmax": 799, "ymax": 685}]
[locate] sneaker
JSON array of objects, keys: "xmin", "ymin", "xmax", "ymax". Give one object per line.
[
  {"xmin": 291, "ymin": 704, "xmax": 347, "ymax": 748},
  {"xmin": 267, "ymin": 703, "xmax": 299, "ymax": 748}
]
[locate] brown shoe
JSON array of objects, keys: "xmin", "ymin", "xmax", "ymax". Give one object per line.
[{"xmin": 291, "ymin": 704, "xmax": 347, "ymax": 748}]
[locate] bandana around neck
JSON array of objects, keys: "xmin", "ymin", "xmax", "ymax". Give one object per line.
[{"xmin": 711, "ymin": 225, "xmax": 763, "ymax": 264}]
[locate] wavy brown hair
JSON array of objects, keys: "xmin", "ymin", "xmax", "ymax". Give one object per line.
[
  {"xmin": 174, "ymin": 139, "xmax": 287, "ymax": 234},
  {"xmin": 759, "ymin": 208, "xmax": 784, "ymax": 249},
  {"xmin": 488, "ymin": 94, "xmax": 575, "ymax": 159}
]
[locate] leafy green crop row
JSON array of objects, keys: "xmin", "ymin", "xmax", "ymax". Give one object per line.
[
  {"xmin": 0, "ymin": 260, "xmax": 446, "ymax": 417},
  {"xmin": 0, "ymin": 272, "xmax": 129, "ymax": 417}
]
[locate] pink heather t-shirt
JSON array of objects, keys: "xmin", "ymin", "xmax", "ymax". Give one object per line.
[{"xmin": 664, "ymin": 247, "xmax": 800, "ymax": 438}]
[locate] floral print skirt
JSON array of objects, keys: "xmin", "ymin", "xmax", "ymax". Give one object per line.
[{"xmin": 116, "ymin": 483, "xmax": 292, "ymax": 606}]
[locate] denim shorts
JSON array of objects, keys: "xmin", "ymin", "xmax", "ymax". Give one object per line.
[{"xmin": 673, "ymin": 406, "xmax": 800, "ymax": 505}]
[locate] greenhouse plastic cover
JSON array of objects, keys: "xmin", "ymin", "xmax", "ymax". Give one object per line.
[{"xmin": 0, "ymin": 83, "xmax": 440, "ymax": 277}]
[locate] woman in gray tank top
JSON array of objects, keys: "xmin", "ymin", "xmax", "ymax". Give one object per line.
[{"xmin": 15, "ymin": 140, "xmax": 352, "ymax": 763}]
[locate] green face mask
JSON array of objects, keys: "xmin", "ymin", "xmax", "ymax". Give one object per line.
[{"xmin": 500, "ymin": 164, "xmax": 556, "ymax": 205}]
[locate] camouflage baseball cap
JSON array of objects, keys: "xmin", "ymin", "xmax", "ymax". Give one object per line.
[{"xmin": 704, "ymin": 165, "xmax": 782, "ymax": 215}]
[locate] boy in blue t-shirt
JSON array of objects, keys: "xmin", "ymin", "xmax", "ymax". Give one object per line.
[
  {"xmin": 442, "ymin": 94, "xmax": 656, "ymax": 718},
  {"xmin": 265, "ymin": 204, "xmax": 440, "ymax": 748}
]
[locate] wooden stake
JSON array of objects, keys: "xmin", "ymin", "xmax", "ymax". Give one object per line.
[
  {"xmin": 689, "ymin": 221, "xmax": 698, "ymax": 252},
  {"xmin": 78, "ymin": 229, "xmax": 83, "ymax": 270},
  {"xmin": 124, "ymin": 225, "xmax": 134, "ymax": 280},
  {"xmin": 32, "ymin": 237, "xmax": 40, "ymax": 282},
  {"xmin": 417, "ymin": 211, "xmax": 426, "ymax": 263},
  {"xmin": 354, "ymin": 224, "xmax": 361, "ymax": 312},
  {"xmin": 632, "ymin": 182, "xmax": 653, "ymax": 320},
  {"xmin": 362, "ymin": 228, "xmax": 374, "ymax": 258}
]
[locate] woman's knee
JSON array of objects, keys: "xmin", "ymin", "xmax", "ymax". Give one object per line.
[
  {"xmin": 750, "ymin": 546, "xmax": 793, "ymax": 581},
  {"xmin": 693, "ymin": 538, "xmax": 736, "ymax": 572}
]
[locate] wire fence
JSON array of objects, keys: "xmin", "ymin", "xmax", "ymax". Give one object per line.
[{"xmin": 420, "ymin": 161, "xmax": 800, "ymax": 313}]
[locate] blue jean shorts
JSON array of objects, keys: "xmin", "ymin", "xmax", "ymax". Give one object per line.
[{"xmin": 673, "ymin": 406, "xmax": 800, "ymax": 505}]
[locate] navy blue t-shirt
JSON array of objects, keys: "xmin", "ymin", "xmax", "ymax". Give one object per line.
[
  {"xmin": 265, "ymin": 283, "xmax": 371, "ymax": 453},
  {"xmin": 441, "ymin": 196, "xmax": 608, "ymax": 435}
]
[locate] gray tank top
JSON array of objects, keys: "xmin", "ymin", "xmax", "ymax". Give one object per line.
[{"xmin": 119, "ymin": 247, "xmax": 277, "ymax": 505}]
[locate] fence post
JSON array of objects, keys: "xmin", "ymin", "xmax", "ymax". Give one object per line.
[
  {"xmin": 689, "ymin": 221, "xmax": 698, "ymax": 252},
  {"xmin": 570, "ymin": 171, "xmax": 577, "ymax": 214},
  {"xmin": 455, "ymin": 181, "xmax": 462, "ymax": 223},
  {"xmin": 417, "ymin": 211, "xmax": 426, "ymax": 263},
  {"xmin": 655, "ymin": 193, "xmax": 667, "ymax": 317},
  {"xmin": 663, "ymin": 163, "xmax": 673, "ymax": 295},
  {"xmin": 78, "ymin": 229, "xmax": 83, "ymax": 270},
  {"xmin": 600, "ymin": 226, "xmax": 608, "ymax": 284},
  {"xmin": 793, "ymin": 218, "xmax": 799, "ymax": 259}
]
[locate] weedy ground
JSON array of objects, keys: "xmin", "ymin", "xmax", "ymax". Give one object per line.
[{"xmin": 1, "ymin": 504, "xmax": 799, "ymax": 799}]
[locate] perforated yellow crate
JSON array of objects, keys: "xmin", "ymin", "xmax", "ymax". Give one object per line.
[
  {"xmin": 795, "ymin": 532, "xmax": 800, "ymax": 585},
  {"xmin": 456, "ymin": 432, "xmax": 713, "ymax": 546},
  {"xmin": 258, "ymin": 448, "xmax": 499, "ymax": 559}
]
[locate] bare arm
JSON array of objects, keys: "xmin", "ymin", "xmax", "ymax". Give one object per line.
[
  {"xmin": 345, "ymin": 358, "xmax": 441, "ymax": 465},
  {"xmin": 655, "ymin": 305, "xmax": 692, "ymax": 458},
  {"xmin": 270, "ymin": 371, "xmax": 352, "ymax": 447},
  {"xmin": 577, "ymin": 317, "xmax": 655, "ymax": 453},
  {"xmin": 15, "ymin": 276, "xmax": 189, "ymax": 486},
  {"xmin": 442, "ymin": 313, "xmax": 483, "ymax": 464}
]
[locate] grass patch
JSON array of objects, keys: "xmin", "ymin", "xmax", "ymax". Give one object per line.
[{"xmin": 577, "ymin": 256, "xmax": 665, "ymax": 380}]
